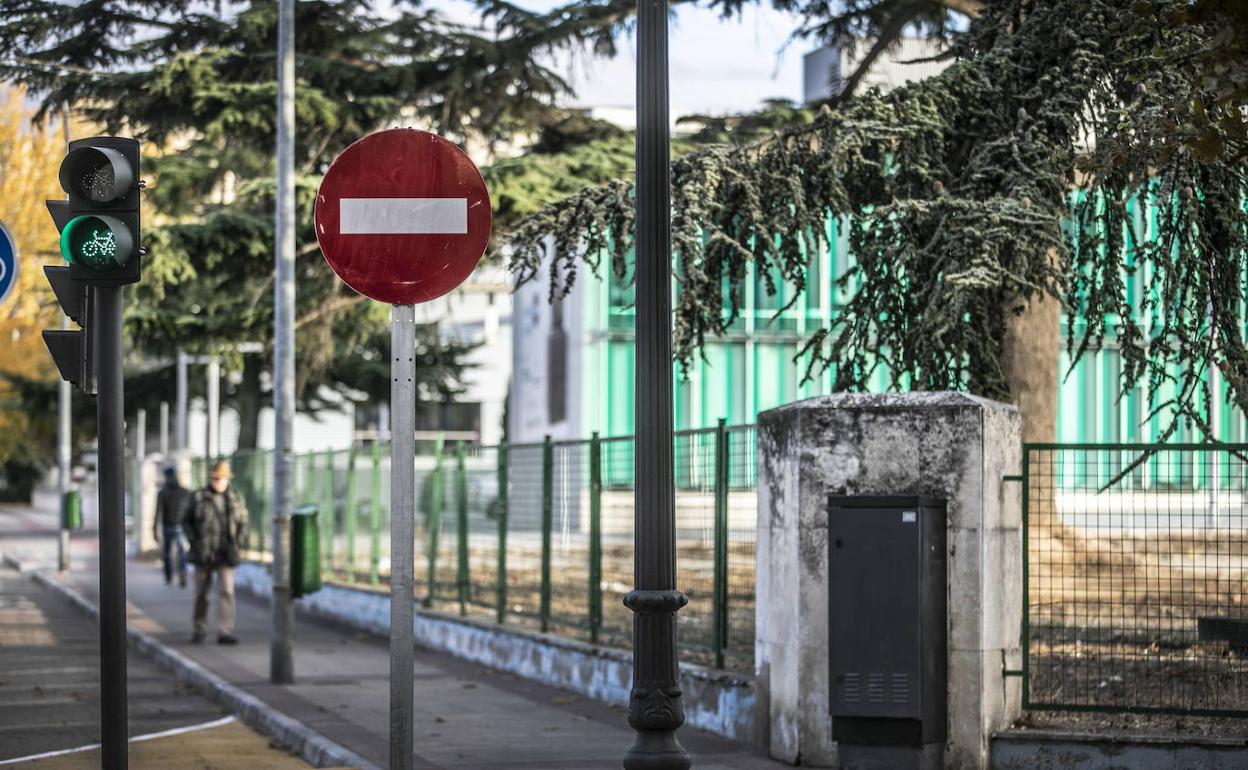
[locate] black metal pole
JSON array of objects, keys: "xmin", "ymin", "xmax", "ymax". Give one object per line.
[
  {"xmin": 95, "ymin": 284, "xmax": 128, "ymax": 770},
  {"xmin": 624, "ymin": 0, "xmax": 690, "ymax": 766}
]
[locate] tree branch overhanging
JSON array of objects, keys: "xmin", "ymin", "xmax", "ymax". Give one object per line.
[{"xmin": 504, "ymin": 0, "xmax": 1248, "ymax": 439}]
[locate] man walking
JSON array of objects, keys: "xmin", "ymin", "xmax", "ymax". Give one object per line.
[
  {"xmin": 184, "ymin": 460, "xmax": 249, "ymax": 644},
  {"xmin": 153, "ymin": 467, "xmax": 190, "ymax": 587}
]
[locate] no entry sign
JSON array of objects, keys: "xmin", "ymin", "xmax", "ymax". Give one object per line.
[
  {"xmin": 315, "ymin": 129, "xmax": 491, "ymax": 305},
  {"xmin": 319, "ymin": 130, "xmax": 494, "ymax": 764}
]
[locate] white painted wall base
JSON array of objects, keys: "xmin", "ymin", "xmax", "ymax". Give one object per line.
[{"xmin": 233, "ymin": 562, "xmax": 761, "ymax": 745}]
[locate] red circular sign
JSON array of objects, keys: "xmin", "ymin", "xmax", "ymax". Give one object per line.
[{"xmin": 315, "ymin": 129, "xmax": 491, "ymax": 305}]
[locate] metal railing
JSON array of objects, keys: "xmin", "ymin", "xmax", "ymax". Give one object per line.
[
  {"xmin": 1023, "ymin": 443, "xmax": 1248, "ymax": 716},
  {"xmin": 192, "ymin": 420, "xmax": 758, "ymax": 671}
]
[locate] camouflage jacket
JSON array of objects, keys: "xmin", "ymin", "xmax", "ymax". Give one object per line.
[{"xmin": 184, "ymin": 486, "xmax": 249, "ymax": 567}]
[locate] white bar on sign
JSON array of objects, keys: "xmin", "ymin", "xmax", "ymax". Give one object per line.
[{"xmin": 340, "ymin": 198, "xmax": 468, "ymax": 235}]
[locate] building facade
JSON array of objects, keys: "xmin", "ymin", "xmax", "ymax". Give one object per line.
[{"xmin": 510, "ymin": 199, "xmax": 1245, "ymax": 445}]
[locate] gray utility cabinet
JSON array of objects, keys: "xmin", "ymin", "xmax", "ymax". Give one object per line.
[{"xmin": 828, "ymin": 496, "xmax": 947, "ymax": 770}]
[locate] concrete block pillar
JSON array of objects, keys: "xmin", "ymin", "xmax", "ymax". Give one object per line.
[{"xmin": 755, "ymin": 392, "xmax": 1022, "ymax": 769}]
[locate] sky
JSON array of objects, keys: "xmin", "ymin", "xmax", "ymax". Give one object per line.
[{"xmin": 428, "ymin": 0, "xmax": 810, "ymax": 117}]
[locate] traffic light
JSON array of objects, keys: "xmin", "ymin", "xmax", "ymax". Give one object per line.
[
  {"xmin": 43, "ymin": 136, "xmax": 140, "ymax": 394},
  {"xmin": 46, "ymin": 136, "xmax": 141, "ymax": 286}
]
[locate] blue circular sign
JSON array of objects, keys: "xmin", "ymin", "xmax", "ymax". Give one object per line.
[{"xmin": 0, "ymin": 222, "xmax": 16, "ymax": 308}]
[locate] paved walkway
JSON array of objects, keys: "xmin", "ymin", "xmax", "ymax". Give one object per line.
[
  {"xmin": 7, "ymin": 720, "xmax": 330, "ymax": 770},
  {"xmin": 0, "ymin": 562, "xmax": 317, "ymax": 769},
  {"xmin": 1, "ymin": 505, "xmax": 783, "ymax": 770}
]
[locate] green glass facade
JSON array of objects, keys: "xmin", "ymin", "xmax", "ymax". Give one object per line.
[{"xmin": 576, "ymin": 200, "xmax": 1245, "ymax": 443}]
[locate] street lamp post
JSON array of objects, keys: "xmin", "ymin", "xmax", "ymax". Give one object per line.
[{"xmin": 624, "ymin": 0, "xmax": 691, "ymax": 767}]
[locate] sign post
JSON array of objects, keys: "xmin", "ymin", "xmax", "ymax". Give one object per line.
[{"xmin": 315, "ymin": 129, "xmax": 490, "ymax": 770}]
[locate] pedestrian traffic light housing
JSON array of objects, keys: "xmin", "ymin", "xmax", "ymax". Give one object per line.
[{"xmin": 48, "ymin": 136, "xmax": 141, "ymax": 285}]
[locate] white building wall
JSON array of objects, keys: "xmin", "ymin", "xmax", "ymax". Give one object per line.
[
  {"xmin": 510, "ymin": 249, "xmax": 586, "ymax": 444},
  {"xmin": 186, "ymin": 396, "xmax": 356, "ymax": 455},
  {"xmin": 414, "ymin": 263, "xmax": 513, "ymax": 446},
  {"xmin": 803, "ymin": 36, "xmax": 950, "ymax": 103}
]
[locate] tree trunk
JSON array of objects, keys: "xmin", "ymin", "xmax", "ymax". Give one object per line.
[
  {"xmin": 1004, "ymin": 263, "xmax": 1133, "ymax": 592},
  {"xmin": 1002, "ymin": 279, "xmax": 1060, "ymax": 536},
  {"xmin": 235, "ymin": 355, "xmax": 263, "ymax": 451},
  {"xmin": 1002, "ymin": 291, "xmax": 1059, "ymax": 447}
]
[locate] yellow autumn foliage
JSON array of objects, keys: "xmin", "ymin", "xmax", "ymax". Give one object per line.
[{"xmin": 0, "ymin": 86, "xmax": 69, "ymax": 469}]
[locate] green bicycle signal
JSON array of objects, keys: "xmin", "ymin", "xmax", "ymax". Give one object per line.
[{"xmin": 59, "ymin": 214, "xmax": 135, "ymax": 269}]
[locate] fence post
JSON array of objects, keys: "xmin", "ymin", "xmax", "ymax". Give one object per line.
[
  {"xmin": 589, "ymin": 433, "xmax": 603, "ymax": 644},
  {"xmin": 424, "ymin": 435, "xmax": 444, "ymax": 608},
  {"xmin": 255, "ymin": 450, "xmax": 267, "ymax": 555},
  {"xmin": 1021, "ymin": 445, "xmax": 1032, "ymax": 708},
  {"xmin": 713, "ymin": 418, "xmax": 729, "ymax": 669},
  {"xmin": 323, "ymin": 448, "xmax": 335, "ymax": 578},
  {"xmin": 540, "ymin": 434, "xmax": 553, "ymax": 633},
  {"xmin": 370, "ymin": 440, "xmax": 382, "ymax": 586},
  {"xmin": 243, "ymin": 451, "xmax": 256, "ymax": 552},
  {"xmin": 456, "ymin": 441, "xmax": 469, "ymax": 616},
  {"xmin": 496, "ymin": 443, "xmax": 509, "ymax": 625},
  {"xmin": 301, "ymin": 452, "xmax": 312, "ymax": 504},
  {"xmin": 345, "ymin": 444, "xmax": 358, "ymax": 583},
  {"xmin": 297, "ymin": 449, "xmax": 307, "ymax": 504}
]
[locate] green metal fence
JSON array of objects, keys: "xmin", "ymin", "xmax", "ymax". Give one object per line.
[
  {"xmin": 1023, "ymin": 443, "xmax": 1248, "ymax": 716},
  {"xmin": 192, "ymin": 422, "xmax": 758, "ymax": 672}
]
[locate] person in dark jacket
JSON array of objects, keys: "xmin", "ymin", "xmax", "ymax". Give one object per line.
[
  {"xmin": 153, "ymin": 467, "xmax": 190, "ymax": 587},
  {"xmin": 184, "ymin": 460, "xmax": 249, "ymax": 644}
]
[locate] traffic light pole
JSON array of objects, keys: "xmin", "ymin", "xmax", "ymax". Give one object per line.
[
  {"xmin": 42, "ymin": 130, "xmax": 142, "ymax": 770},
  {"xmin": 95, "ymin": 284, "xmax": 129, "ymax": 770},
  {"xmin": 624, "ymin": 0, "xmax": 690, "ymax": 767}
]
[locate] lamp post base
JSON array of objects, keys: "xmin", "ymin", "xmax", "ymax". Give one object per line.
[
  {"xmin": 623, "ymin": 588, "xmax": 691, "ymax": 769},
  {"xmin": 623, "ymin": 730, "xmax": 691, "ymax": 770}
]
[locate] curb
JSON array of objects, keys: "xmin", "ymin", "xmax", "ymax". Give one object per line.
[{"xmin": 7, "ymin": 554, "xmax": 380, "ymax": 770}]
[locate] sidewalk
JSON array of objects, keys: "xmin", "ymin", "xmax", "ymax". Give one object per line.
[
  {"xmin": 1, "ymin": 505, "xmax": 784, "ymax": 770},
  {"xmin": 0, "ymin": 562, "xmax": 319, "ymax": 770}
]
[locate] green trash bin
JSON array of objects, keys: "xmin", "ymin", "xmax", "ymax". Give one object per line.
[
  {"xmin": 62, "ymin": 489, "xmax": 82, "ymax": 531},
  {"xmin": 291, "ymin": 504, "xmax": 322, "ymax": 597}
]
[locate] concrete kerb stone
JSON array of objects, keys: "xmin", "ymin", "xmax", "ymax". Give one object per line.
[
  {"xmin": 2, "ymin": 552, "xmax": 23, "ymax": 572},
  {"xmin": 13, "ymin": 558, "xmax": 380, "ymax": 770},
  {"xmin": 990, "ymin": 729, "xmax": 1248, "ymax": 770}
]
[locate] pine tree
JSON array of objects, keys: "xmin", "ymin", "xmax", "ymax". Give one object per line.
[
  {"xmin": 505, "ymin": 0, "xmax": 1248, "ymax": 450},
  {"xmin": 0, "ymin": 0, "xmax": 643, "ymax": 447}
]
